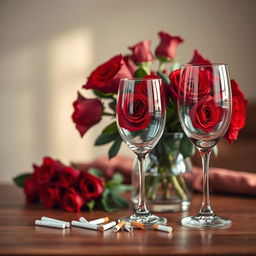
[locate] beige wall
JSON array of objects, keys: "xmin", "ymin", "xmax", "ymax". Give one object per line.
[{"xmin": 1, "ymin": 0, "xmax": 255, "ymax": 182}]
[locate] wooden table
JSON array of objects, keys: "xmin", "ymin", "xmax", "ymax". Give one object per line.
[{"xmin": 0, "ymin": 184, "xmax": 255, "ymax": 255}]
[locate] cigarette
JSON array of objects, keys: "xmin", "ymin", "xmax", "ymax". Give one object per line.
[
  {"xmin": 40, "ymin": 216, "xmax": 70, "ymax": 228},
  {"xmin": 79, "ymin": 217, "xmax": 88, "ymax": 223},
  {"xmin": 99, "ymin": 221, "xmax": 116, "ymax": 231},
  {"xmin": 113, "ymin": 221, "xmax": 125, "ymax": 232},
  {"xmin": 89, "ymin": 217, "xmax": 109, "ymax": 225},
  {"xmin": 35, "ymin": 220, "xmax": 65, "ymax": 229},
  {"xmin": 71, "ymin": 220, "xmax": 98, "ymax": 230},
  {"xmin": 131, "ymin": 221, "xmax": 145, "ymax": 230},
  {"xmin": 153, "ymin": 224, "xmax": 172, "ymax": 233},
  {"xmin": 123, "ymin": 222, "xmax": 133, "ymax": 232}
]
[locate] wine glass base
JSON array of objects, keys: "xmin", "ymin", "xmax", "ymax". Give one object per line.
[
  {"xmin": 119, "ymin": 213, "xmax": 167, "ymax": 226},
  {"xmin": 181, "ymin": 215, "xmax": 231, "ymax": 228}
]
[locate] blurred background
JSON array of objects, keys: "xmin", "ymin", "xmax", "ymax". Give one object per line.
[{"xmin": 1, "ymin": 0, "xmax": 255, "ymax": 182}]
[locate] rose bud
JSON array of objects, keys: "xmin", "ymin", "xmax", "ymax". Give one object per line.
[
  {"xmin": 61, "ymin": 188, "xmax": 86, "ymax": 212},
  {"xmin": 155, "ymin": 31, "xmax": 184, "ymax": 61},
  {"xmin": 72, "ymin": 92, "xmax": 103, "ymax": 137},
  {"xmin": 39, "ymin": 185, "xmax": 60, "ymax": 209},
  {"xmin": 78, "ymin": 171, "xmax": 104, "ymax": 200},
  {"xmin": 128, "ymin": 40, "xmax": 153, "ymax": 64},
  {"xmin": 83, "ymin": 55, "xmax": 132, "ymax": 94},
  {"xmin": 58, "ymin": 166, "xmax": 80, "ymax": 188},
  {"xmin": 123, "ymin": 55, "xmax": 137, "ymax": 76},
  {"xmin": 225, "ymin": 79, "xmax": 248, "ymax": 143},
  {"xmin": 33, "ymin": 157, "xmax": 65, "ymax": 185},
  {"xmin": 189, "ymin": 50, "xmax": 211, "ymax": 65},
  {"xmin": 24, "ymin": 177, "xmax": 40, "ymax": 203}
]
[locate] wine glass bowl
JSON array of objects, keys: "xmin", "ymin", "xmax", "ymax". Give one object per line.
[
  {"xmin": 178, "ymin": 64, "xmax": 232, "ymax": 228},
  {"xmin": 117, "ymin": 78, "xmax": 166, "ymax": 225}
]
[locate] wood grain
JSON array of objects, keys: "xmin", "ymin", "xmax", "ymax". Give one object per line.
[{"xmin": 0, "ymin": 184, "xmax": 255, "ymax": 255}]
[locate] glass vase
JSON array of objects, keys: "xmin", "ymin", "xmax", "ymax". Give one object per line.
[{"xmin": 132, "ymin": 132, "xmax": 193, "ymax": 212}]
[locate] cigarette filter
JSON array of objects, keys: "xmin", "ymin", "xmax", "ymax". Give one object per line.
[
  {"xmin": 99, "ymin": 221, "xmax": 116, "ymax": 231},
  {"xmin": 131, "ymin": 221, "xmax": 145, "ymax": 230},
  {"xmin": 153, "ymin": 224, "xmax": 172, "ymax": 233},
  {"xmin": 35, "ymin": 220, "xmax": 65, "ymax": 229},
  {"xmin": 79, "ymin": 217, "xmax": 88, "ymax": 223},
  {"xmin": 71, "ymin": 220, "xmax": 98, "ymax": 230},
  {"xmin": 123, "ymin": 222, "xmax": 133, "ymax": 232},
  {"xmin": 89, "ymin": 217, "xmax": 109, "ymax": 225},
  {"xmin": 40, "ymin": 216, "xmax": 70, "ymax": 228},
  {"xmin": 113, "ymin": 221, "xmax": 125, "ymax": 232}
]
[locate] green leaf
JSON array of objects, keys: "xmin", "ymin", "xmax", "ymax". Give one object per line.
[
  {"xmin": 110, "ymin": 193, "xmax": 128, "ymax": 208},
  {"xmin": 108, "ymin": 100, "xmax": 116, "ymax": 112},
  {"xmin": 86, "ymin": 200, "xmax": 95, "ymax": 212},
  {"xmin": 110, "ymin": 184, "xmax": 132, "ymax": 194},
  {"xmin": 88, "ymin": 168, "xmax": 104, "ymax": 177},
  {"xmin": 93, "ymin": 90, "xmax": 114, "ymax": 99},
  {"xmin": 100, "ymin": 189, "xmax": 118, "ymax": 212},
  {"xmin": 108, "ymin": 137, "xmax": 122, "ymax": 159},
  {"xmin": 107, "ymin": 173, "xmax": 123, "ymax": 187},
  {"xmin": 94, "ymin": 132, "xmax": 117, "ymax": 145},
  {"xmin": 102, "ymin": 121, "xmax": 118, "ymax": 134},
  {"xmin": 156, "ymin": 71, "xmax": 170, "ymax": 85},
  {"xmin": 180, "ymin": 135, "xmax": 195, "ymax": 159},
  {"xmin": 13, "ymin": 173, "xmax": 32, "ymax": 188},
  {"xmin": 134, "ymin": 67, "xmax": 148, "ymax": 78}
]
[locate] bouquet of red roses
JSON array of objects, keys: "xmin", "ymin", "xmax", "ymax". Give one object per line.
[
  {"xmin": 13, "ymin": 157, "xmax": 131, "ymax": 212},
  {"xmin": 72, "ymin": 31, "xmax": 247, "ymax": 158}
]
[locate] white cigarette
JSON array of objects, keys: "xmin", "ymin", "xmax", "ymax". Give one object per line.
[
  {"xmin": 153, "ymin": 224, "xmax": 172, "ymax": 233},
  {"xmin": 71, "ymin": 220, "xmax": 98, "ymax": 230},
  {"xmin": 99, "ymin": 221, "xmax": 116, "ymax": 231},
  {"xmin": 113, "ymin": 221, "xmax": 125, "ymax": 232},
  {"xmin": 89, "ymin": 217, "xmax": 109, "ymax": 225},
  {"xmin": 35, "ymin": 220, "xmax": 65, "ymax": 229},
  {"xmin": 79, "ymin": 217, "xmax": 88, "ymax": 223},
  {"xmin": 40, "ymin": 216, "xmax": 70, "ymax": 227},
  {"xmin": 124, "ymin": 222, "xmax": 133, "ymax": 232}
]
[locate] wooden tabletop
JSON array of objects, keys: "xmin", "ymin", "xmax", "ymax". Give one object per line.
[{"xmin": 0, "ymin": 184, "xmax": 255, "ymax": 256}]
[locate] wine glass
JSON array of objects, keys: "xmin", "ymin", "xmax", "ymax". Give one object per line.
[
  {"xmin": 116, "ymin": 78, "xmax": 166, "ymax": 225},
  {"xmin": 177, "ymin": 64, "xmax": 232, "ymax": 228}
]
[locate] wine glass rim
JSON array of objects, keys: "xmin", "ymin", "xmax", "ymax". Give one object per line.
[{"xmin": 182, "ymin": 63, "xmax": 228, "ymax": 67}]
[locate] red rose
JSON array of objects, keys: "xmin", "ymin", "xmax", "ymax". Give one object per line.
[
  {"xmin": 83, "ymin": 55, "xmax": 132, "ymax": 93},
  {"xmin": 117, "ymin": 89, "xmax": 153, "ymax": 132},
  {"xmin": 24, "ymin": 177, "xmax": 40, "ymax": 203},
  {"xmin": 170, "ymin": 68, "xmax": 212, "ymax": 103},
  {"xmin": 155, "ymin": 31, "xmax": 184, "ymax": 60},
  {"xmin": 78, "ymin": 171, "xmax": 104, "ymax": 200},
  {"xmin": 124, "ymin": 55, "xmax": 137, "ymax": 76},
  {"xmin": 39, "ymin": 185, "xmax": 60, "ymax": 209},
  {"xmin": 169, "ymin": 69, "xmax": 181, "ymax": 102},
  {"xmin": 129, "ymin": 40, "xmax": 153, "ymax": 64},
  {"xmin": 72, "ymin": 92, "xmax": 103, "ymax": 137},
  {"xmin": 225, "ymin": 79, "xmax": 247, "ymax": 143},
  {"xmin": 189, "ymin": 50, "xmax": 211, "ymax": 65},
  {"xmin": 33, "ymin": 157, "xmax": 64, "ymax": 185},
  {"xmin": 58, "ymin": 167, "xmax": 80, "ymax": 188},
  {"xmin": 61, "ymin": 188, "xmax": 86, "ymax": 212},
  {"xmin": 190, "ymin": 96, "xmax": 224, "ymax": 133}
]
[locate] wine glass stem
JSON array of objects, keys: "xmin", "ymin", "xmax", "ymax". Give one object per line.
[
  {"xmin": 136, "ymin": 154, "xmax": 149, "ymax": 215},
  {"xmin": 199, "ymin": 149, "xmax": 213, "ymax": 215}
]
